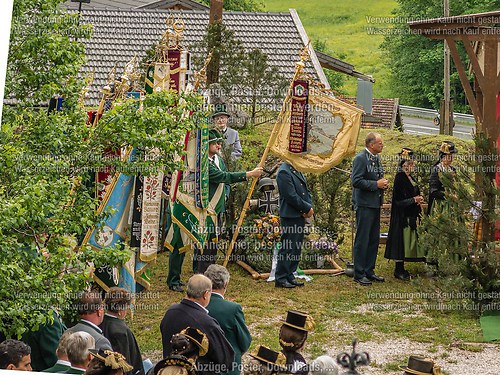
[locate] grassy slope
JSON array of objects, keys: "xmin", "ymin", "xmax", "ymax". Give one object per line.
[
  {"xmin": 131, "ymin": 127, "xmax": 483, "ymax": 372},
  {"xmin": 263, "ymin": 0, "xmax": 397, "ymax": 98}
]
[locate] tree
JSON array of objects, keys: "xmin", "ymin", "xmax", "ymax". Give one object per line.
[
  {"xmin": 1, "ymin": 0, "xmax": 204, "ymax": 338},
  {"xmin": 193, "ymin": 24, "xmax": 287, "ymax": 125},
  {"xmin": 418, "ymin": 134, "xmax": 499, "ymax": 305},
  {"xmin": 381, "ymin": 0, "xmax": 500, "ymax": 112},
  {"xmin": 232, "ymin": 48, "xmax": 287, "ymax": 124}
]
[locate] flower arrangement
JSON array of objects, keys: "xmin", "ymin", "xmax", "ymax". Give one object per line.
[
  {"xmin": 310, "ymin": 238, "xmax": 339, "ymax": 256},
  {"xmin": 248, "ymin": 213, "xmax": 281, "ymax": 250}
]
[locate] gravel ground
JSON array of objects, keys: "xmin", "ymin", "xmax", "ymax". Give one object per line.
[
  {"xmin": 323, "ymin": 338, "xmax": 500, "ymax": 375},
  {"xmin": 145, "ymin": 338, "xmax": 500, "ymax": 374}
]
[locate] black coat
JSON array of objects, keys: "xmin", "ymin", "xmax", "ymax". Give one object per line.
[
  {"xmin": 100, "ymin": 315, "xmax": 145, "ymax": 375},
  {"xmin": 384, "ymin": 172, "xmax": 422, "ymax": 261},
  {"xmin": 282, "ymin": 351, "xmax": 307, "ymax": 375},
  {"xmin": 160, "ymin": 299, "xmax": 234, "ymax": 375},
  {"xmin": 427, "ymin": 162, "xmax": 456, "ymax": 214}
]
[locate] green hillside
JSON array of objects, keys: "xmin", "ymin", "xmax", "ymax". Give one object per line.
[{"xmin": 263, "ymin": 0, "xmax": 397, "ymax": 98}]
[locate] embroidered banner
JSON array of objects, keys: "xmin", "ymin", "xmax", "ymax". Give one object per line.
[
  {"xmin": 271, "ymin": 84, "xmax": 363, "ymax": 173},
  {"xmin": 288, "ymin": 80, "xmax": 309, "ymax": 153}
]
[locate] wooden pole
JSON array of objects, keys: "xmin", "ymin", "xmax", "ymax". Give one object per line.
[
  {"xmin": 222, "ymin": 60, "xmax": 307, "ymax": 267},
  {"xmin": 443, "ymin": 0, "xmax": 452, "ymax": 135}
]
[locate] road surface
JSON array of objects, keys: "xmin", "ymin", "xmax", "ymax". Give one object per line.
[{"xmin": 402, "ymin": 115, "xmax": 474, "ymax": 140}]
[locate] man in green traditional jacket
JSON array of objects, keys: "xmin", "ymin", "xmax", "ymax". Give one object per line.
[
  {"xmin": 167, "ymin": 129, "xmax": 262, "ymax": 291},
  {"xmin": 204, "ymin": 265, "xmax": 251, "ymax": 375}
]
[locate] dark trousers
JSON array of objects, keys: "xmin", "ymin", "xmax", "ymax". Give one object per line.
[
  {"xmin": 275, "ymin": 217, "xmax": 305, "ymax": 284},
  {"xmin": 353, "ymin": 206, "xmax": 380, "ymax": 279},
  {"xmin": 167, "ymin": 247, "xmax": 185, "ymax": 287},
  {"xmin": 196, "ymin": 234, "xmax": 218, "ymax": 274}
]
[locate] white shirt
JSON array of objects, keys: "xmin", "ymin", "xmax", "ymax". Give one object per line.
[
  {"xmin": 80, "ymin": 319, "xmax": 103, "ymax": 334},
  {"xmin": 192, "ymin": 300, "xmax": 209, "ymax": 313},
  {"xmin": 211, "ymin": 154, "xmax": 221, "ymax": 169}
]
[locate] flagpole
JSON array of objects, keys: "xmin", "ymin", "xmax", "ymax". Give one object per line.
[{"xmin": 222, "ymin": 57, "xmax": 308, "ymax": 267}]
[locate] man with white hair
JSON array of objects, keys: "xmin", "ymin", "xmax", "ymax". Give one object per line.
[
  {"xmin": 160, "ymin": 274, "xmax": 234, "ymax": 375},
  {"xmin": 204, "ymin": 264, "xmax": 251, "ymax": 375},
  {"xmin": 65, "ymin": 331, "xmax": 95, "ymax": 374}
]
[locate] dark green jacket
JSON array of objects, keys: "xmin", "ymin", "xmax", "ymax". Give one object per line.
[
  {"xmin": 207, "ymin": 293, "xmax": 252, "ymax": 375},
  {"xmin": 22, "ymin": 311, "xmax": 67, "ymax": 371},
  {"xmin": 64, "ymin": 367, "xmax": 85, "ymax": 374},
  {"xmin": 209, "ymin": 156, "xmax": 246, "ymax": 214},
  {"xmin": 43, "ymin": 361, "xmax": 71, "ymax": 373}
]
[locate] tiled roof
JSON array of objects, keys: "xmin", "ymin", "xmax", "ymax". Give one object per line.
[
  {"xmin": 137, "ymin": 0, "xmax": 209, "ymax": 10},
  {"xmin": 79, "ymin": 8, "xmax": 329, "ymax": 105},
  {"xmin": 343, "ymin": 98, "xmax": 401, "ymax": 129},
  {"xmin": 65, "ymin": 0, "xmax": 152, "ymax": 10}
]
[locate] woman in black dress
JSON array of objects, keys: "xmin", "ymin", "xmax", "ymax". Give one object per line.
[{"xmin": 385, "ymin": 148, "xmax": 425, "ymax": 280}]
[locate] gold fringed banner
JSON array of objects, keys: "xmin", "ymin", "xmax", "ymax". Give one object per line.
[{"xmin": 270, "ymin": 88, "xmax": 363, "ymax": 174}]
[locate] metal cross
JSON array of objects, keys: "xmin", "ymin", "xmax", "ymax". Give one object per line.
[{"xmin": 258, "ymin": 191, "xmax": 279, "ymax": 214}]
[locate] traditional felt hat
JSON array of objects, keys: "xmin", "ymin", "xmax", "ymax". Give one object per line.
[
  {"xmin": 248, "ymin": 345, "xmax": 287, "ymax": 371},
  {"xmin": 153, "ymin": 356, "xmax": 196, "ymax": 375},
  {"xmin": 178, "ymin": 327, "xmax": 209, "ymax": 357},
  {"xmin": 212, "ymin": 103, "xmax": 230, "ymax": 118},
  {"xmin": 399, "ymin": 356, "xmax": 443, "ymax": 375},
  {"xmin": 89, "ymin": 349, "xmax": 133, "ymax": 372},
  {"xmin": 282, "ymin": 310, "xmax": 316, "ymax": 332},
  {"xmin": 208, "ymin": 129, "xmax": 224, "ymax": 144},
  {"xmin": 399, "ymin": 147, "xmax": 415, "ymax": 160},
  {"xmin": 438, "ymin": 141, "xmax": 457, "ymax": 154}
]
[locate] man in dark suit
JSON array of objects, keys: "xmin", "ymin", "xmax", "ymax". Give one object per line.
[
  {"xmin": 275, "ymin": 162, "xmax": 313, "ymax": 288},
  {"xmin": 351, "ymin": 132, "xmax": 388, "ymax": 286},
  {"xmin": 67, "ymin": 291, "xmax": 112, "ymax": 350},
  {"xmin": 100, "ymin": 287, "xmax": 144, "ymax": 375},
  {"xmin": 204, "ymin": 265, "xmax": 251, "ymax": 375},
  {"xmin": 160, "ymin": 274, "xmax": 235, "ymax": 375}
]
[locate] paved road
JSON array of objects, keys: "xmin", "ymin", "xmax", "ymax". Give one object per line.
[{"xmin": 402, "ymin": 115, "xmax": 474, "ymax": 140}]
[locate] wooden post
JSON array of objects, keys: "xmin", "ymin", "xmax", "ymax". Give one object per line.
[
  {"xmin": 207, "ymin": 0, "xmax": 223, "ymax": 85},
  {"xmin": 443, "ymin": 0, "xmax": 452, "ymax": 135}
]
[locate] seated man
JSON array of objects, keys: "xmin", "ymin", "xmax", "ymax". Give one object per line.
[
  {"xmin": 160, "ymin": 274, "xmax": 234, "ymax": 375},
  {"xmin": 68, "ymin": 291, "xmax": 112, "ymax": 350},
  {"xmin": 0, "ymin": 339, "xmax": 32, "ymax": 371},
  {"xmin": 42, "ymin": 330, "xmax": 73, "ymax": 373},
  {"xmin": 65, "ymin": 331, "xmax": 95, "ymax": 374},
  {"xmin": 204, "ymin": 264, "xmax": 251, "ymax": 375}
]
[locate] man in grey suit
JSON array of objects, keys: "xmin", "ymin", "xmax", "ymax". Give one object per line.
[
  {"xmin": 67, "ymin": 291, "xmax": 112, "ymax": 350},
  {"xmin": 351, "ymin": 132, "xmax": 388, "ymax": 286},
  {"xmin": 213, "ymin": 104, "xmax": 242, "ymax": 160}
]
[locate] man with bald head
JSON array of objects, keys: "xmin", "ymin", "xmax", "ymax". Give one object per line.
[
  {"xmin": 160, "ymin": 274, "xmax": 234, "ymax": 375},
  {"xmin": 351, "ymin": 132, "xmax": 388, "ymax": 286}
]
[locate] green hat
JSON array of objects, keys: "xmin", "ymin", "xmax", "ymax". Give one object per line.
[
  {"xmin": 212, "ymin": 103, "xmax": 230, "ymax": 118},
  {"xmin": 209, "ymin": 129, "xmax": 224, "ymax": 144}
]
